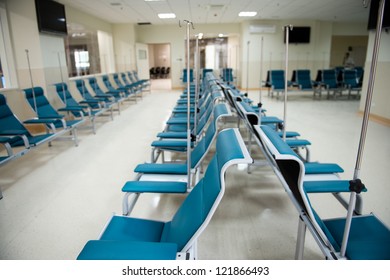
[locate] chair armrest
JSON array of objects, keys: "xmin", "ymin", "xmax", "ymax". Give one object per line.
[
  {"xmin": 0, "ymin": 129, "xmax": 28, "ymax": 135},
  {"xmin": 23, "ymin": 118, "xmax": 59, "ymax": 125}
]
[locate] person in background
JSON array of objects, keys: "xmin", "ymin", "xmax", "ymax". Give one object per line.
[{"xmin": 343, "ymin": 52, "xmax": 355, "ymax": 68}]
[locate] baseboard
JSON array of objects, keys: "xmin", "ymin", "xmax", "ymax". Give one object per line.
[{"xmin": 358, "ymin": 111, "xmax": 390, "ymax": 127}]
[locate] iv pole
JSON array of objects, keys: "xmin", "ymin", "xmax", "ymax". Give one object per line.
[{"xmin": 339, "ymin": 0, "xmax": 386, "ymax": 258}]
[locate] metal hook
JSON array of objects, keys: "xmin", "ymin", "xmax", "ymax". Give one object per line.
[{"xmin": 179, "ymin": 20, "xmax": 195, "ymax": 29}]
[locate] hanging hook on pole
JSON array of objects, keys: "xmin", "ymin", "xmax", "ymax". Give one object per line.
[
  {"xmin": 282, "ymin": 25, "xmax": 293, "ymax": 142},
  {"xmin": 25, "ymin": 49, "xmax": 38, "ymax": 114}
]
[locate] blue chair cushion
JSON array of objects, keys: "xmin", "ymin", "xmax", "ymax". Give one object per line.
[
  {"xmin": 100, "ymin": 216, "xmax": 166, "ymax": 242},
  {"xmin": 77, "ymin": 241, "xmax": 177, "ymax": 260},
  {"xmin": 324, "ymin": 214, "xmax": 390, "ymax": 260}
]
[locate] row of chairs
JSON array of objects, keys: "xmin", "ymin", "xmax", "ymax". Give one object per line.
[
  {"xmin": 223, "ymin": 78, "xmax": 390, "ymax": 260},
  {"xmin": 0, "ymin": 71, "xmax": 149, "ymax": 200},
  {"xmin": 266, "ymin": 68, "xmax": 362, "ymax": 99},
  {"xmin": 150, "ymin": 66, "xmax": 170, "ymax": 79},
  {"xmin": 76, "ymin": 72, "xmax": 253, "ymax": 259}
]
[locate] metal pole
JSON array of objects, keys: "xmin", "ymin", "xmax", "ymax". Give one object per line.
[
  {"xmin": 25, "ymin": 49, "xmax": 38, "ymax": 114},
  {"xmin": 180, "ymin": 20, "xmax": 194, "ymax": 188},
  {"xmin": 193, "ymin": 34, "xmax": 200, "ymax": 142},
  {"xmin": 259, "ymin": 36, "xmax": 264, "ymax": 104},
  {"xmin": 57, "ymin": 52, "xmax": 67, "ymax": 105},
  {"xmin": 340, "ymin": 0, "xmax": 386, "ymax": 258},
  {"xmin": 246, "ymin": 41, "xmax": 250, "ymax": 93},
  {"xmin": 283, "ymin": 25, "xmax": 293, "ymax": 141}
]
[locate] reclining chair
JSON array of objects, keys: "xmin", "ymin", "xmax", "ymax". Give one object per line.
[
  {"xmin": 76, "ymin": 128, "xmax": 252, "ymax": 260},
  {"xmin": 0, "ymin": 93, "xmax": 58, "ymax": 149},
  {"xmin": 23, "ymin": 87, "xmax": 84, "ymax": 146},
  {"xmin": 55, "ymin": 82, "xmax": 113, "ymax": 134},
  {"xmin": 259, "ymin": 124, "xmax": 390, "ymax": 260}
]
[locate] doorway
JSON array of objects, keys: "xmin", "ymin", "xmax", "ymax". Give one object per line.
[{"xmin": 148, "ymin": 43, "xmax": 171, "ymax": 90}]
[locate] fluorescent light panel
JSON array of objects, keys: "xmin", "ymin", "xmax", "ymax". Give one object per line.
[
  {"xmin": 239, "ymin": 11, "xmax": 257, "ymax": 17},
  {"xmin": 158, "ymin": 13, "xmax": 176, "ymax": 19}
]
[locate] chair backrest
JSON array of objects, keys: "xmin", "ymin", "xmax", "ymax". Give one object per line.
[
  {"xmin": 112, "ymin": 73, "xmax": 121, "ymax": 86},
  {"xmin": 342, "ymin": 69, "xmax": 359, "ymax": 88},
  {"xmin": 0, "ymin": 94, "xmax": 31, "ymax": 136},
  {"xmin": 88, "ymin": 77, "xmax": 106, "ymax": 96},
  {"xmin": 182, "ymin": 69, "xmax": 194, "ymax": 83},
  {"xmin": 54, "ymin": 83, "xmax": 85, "ymax": 118},
  {"xmin": 270, "ymin": 70, "xmax": 285, "ymax": 90},
  {"xmin": 102, "ymin": 75, "xmax": 116, "ymax": 91},
  {"xmin": 74, "ymin": 80, "xmax": 94, "ymax": 101},
  {"xmin": 24, "ymin": 87, "xmax": 60, "ymax": 118},
  {"xmin": 190, "ymin": 103, "xmax": 232, "ymax": 169},
  {"xmin": 257, "ymin": 125, "xmax": 335, "ymax": 250},
  {"xmin": 160, "ymin": 128, "xmax": 252, "ymax": 252},
  {"xmin": 322, "ymin": 69, "xmax": 338, "ymax": 89},
  {"xmin": 296, "ymin": 69, "xmax": 312, "ymax": 90}
]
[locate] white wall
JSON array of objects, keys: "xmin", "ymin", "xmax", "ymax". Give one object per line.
[
  {"xmin": 360, "ymin": 30, "xmax": 390, "ymax": 121},
  {"xmin": 112, "ymin": 23, "xmax": 136, "ymax": 73}
]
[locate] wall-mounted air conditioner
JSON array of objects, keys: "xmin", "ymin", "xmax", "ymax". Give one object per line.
[{"xmin": 249, "ymin": 24, "xmax": 276, "ymax": 34}]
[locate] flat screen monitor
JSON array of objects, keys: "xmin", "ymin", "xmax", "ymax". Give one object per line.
[
  {"xmin": 284, "ymin": 27, "xmax": 310, "ymax": 44},
  {"xmin": 35, "ymin": 0, "xmax": 68, "ymax": 36}
]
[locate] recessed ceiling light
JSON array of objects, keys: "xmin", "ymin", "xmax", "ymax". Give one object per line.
[
  {"xmin": 239, "ymin": 11, "xmax": 257, "ymax": 17},
  {"xmin": 158, "ymin": 13, "xmax": 176, "ymax": 19}
]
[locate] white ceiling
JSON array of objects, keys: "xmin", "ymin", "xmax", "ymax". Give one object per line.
[{"xmin": 59, "ymin": 0, "xmax": 371, "ymax": 26}]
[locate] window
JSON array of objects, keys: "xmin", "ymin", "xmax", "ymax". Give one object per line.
[{"xmin": 0, "ymin": 5, "xmax": 18, "ymax": 88}]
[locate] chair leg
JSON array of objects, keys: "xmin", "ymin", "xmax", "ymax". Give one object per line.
[
  {"xmin": 122, "ymin": 192, "xmax": 140, "ymax": 216},
  {"xmin": 295, "ymin": 216, "xmax": 307, "ymax": 259},
  {"xmin": 73, "ymin": 128, "xmax": 79, "ymax": 147}
]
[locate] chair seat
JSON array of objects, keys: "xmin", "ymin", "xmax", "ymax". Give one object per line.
[
  {"xmin": 77, "ymin": 240, "xmax": 177, "ymax": 260},
  {"xmin": 135, "ymin": 163, "xmax": 187, "ymax": 174},
  {"xmin": 122, "ymin": 181, "xmax": 187, "ymax": 193},
  {"xmin": 324, "ymin": 214, "xmax": 390, "ymax": 260},
  {"xmin": 100, "ymin": 215, "xmax": 166, "ymax": 242},
  {"xmin": 304, "ymin": 162, "xmax": 344, "ymax": 174}
]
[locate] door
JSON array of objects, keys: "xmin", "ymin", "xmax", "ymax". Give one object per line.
[{"xmin": 135, "ymin": 43, "xmax": 150, "ymax": 80}]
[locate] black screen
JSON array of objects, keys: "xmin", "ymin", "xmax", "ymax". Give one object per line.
[
  {"xmin": 284, "ymin": 27, "xmax": 310, "ymax": 44},
  {"xmin": 35, "ymin": 0, "xmax": 67, "ymax": 36},
  {"xmin": 367, "ymin": 0, "xmax": 390, "ymax": 30}
]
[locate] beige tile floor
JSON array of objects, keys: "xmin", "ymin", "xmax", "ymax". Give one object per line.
[{"xmin": 0, "ymin": 80, "xmax": 389, "ymax": 260}]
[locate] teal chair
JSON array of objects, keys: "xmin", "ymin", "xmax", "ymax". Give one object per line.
[
  {"xmin": 76, "ymin": 128, "xmax": 252, "ymax": 260},
  {"xmin": 0, "ymin": 94, "xmax": 57, "ymax": 148},
  {"xmin": 23, "ymin": 87, "xmax": 84, "ymax": 146}
]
